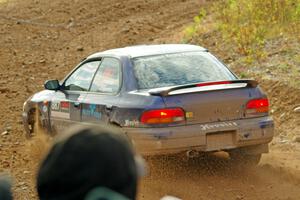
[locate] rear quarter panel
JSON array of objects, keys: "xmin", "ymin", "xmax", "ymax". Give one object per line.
[{"xmin": 111, "ymin": 92, "xmax": 166, "ymax": 127}]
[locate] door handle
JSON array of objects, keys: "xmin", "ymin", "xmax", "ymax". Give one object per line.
[
  {"xmin": 105, "ymin": 105, "xmax": 112, "ymax": 110},
  {"xmin": 105, "ymin": 105, "xmax": 113, "ymax": 114},
  {"xmin": 74, "ymin": 102, "xmax": 80, "ymax": 108}
]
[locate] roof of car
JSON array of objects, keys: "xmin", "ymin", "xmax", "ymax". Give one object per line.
[{"xmin": 87, "ymin": 44, "xmax": 207, "ymax": 59}]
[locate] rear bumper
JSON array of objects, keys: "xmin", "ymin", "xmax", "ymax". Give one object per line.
[{"xmin": 123, "ymin": 116, "xmax": 274, "ymax": 156}]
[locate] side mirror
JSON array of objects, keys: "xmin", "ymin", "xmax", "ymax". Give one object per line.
[{"xmin": 44, "ymin": 80, "xmax": 60, "ymax": 90}]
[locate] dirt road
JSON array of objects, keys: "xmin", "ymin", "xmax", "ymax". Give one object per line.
[
  {"xmin": 0, "ymin": 0, "xmax": 299, "ymax": 199},
  {"xmin": 140, "ymin": 153, "xmax": 300, "ymax": 200}
]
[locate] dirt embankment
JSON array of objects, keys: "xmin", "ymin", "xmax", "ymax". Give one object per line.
[{"xmin": 0, "ymin": 0, "xmax": 299, "ymax": 200}]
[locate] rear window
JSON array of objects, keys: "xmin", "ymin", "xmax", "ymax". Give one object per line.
[{"xmin": 132, "ymin": 52, "xmax": 236, "ymax": 89}]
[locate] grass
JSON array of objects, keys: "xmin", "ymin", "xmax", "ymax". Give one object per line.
[
  {"xmin": 183, "ymin": 0, "xmax": 300, "ymax": 87},
  {"xmin": 184, "ymin": 0, "xmax": 300, "ymax": 59}
]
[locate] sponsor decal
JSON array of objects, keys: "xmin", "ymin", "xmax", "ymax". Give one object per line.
[
  {"xmin": 51, "ymin": 101, "xmax": 70, "ymax": 119},
  {"xmin": 82, "ymin": 104, "xmax": 101, "ymax": 119},
  {"xmin": 51, "ymin": 102, "xmax": 60, "ymax": 111},
  {"xmin": 124, "ymin": 120, "xmax": 140, "ymax": 127},
  {"xmin": 60, "ymin": 101, "xmax": 70, "ymax": 111},
  {"xmin": 200, "ymin": 122, "xmax": 238, "ymax": 131}
]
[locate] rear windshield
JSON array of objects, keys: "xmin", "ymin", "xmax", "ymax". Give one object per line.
[{"xmin": 132, "ymin": 52, "xmax": 236, "ymax": 89}]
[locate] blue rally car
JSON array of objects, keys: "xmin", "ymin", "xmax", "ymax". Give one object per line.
[{"xmin": 22, "ymin": 44, "xmax": 274, "ymax": 163}]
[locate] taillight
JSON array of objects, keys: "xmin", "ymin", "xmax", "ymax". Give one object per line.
[
  {"xmin": 141, "ymin": 108, "xmax": 185, "ymax": 124},
  {"xmin": 196, "ymin": 81, "xmax": 232, "ymax": 87},
  {"xmin": 246, "ymin": 98, "xmax": 269, "ymax": 115}
]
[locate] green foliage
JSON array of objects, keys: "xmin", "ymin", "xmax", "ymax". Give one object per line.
[
  {"xmin": 215, "ymin": 0, "xmax": 300, "ymax": 56},
  {"xmin": 184, "ymin": 0, "xmax": 300, "ymax": 58},
  {"xmin": 183, "ymin": 8, "xmax": 206, "ymax": 42},
  {"xmin": 239, "ymin": 72, "xmax": 249, "ymax": 78}
]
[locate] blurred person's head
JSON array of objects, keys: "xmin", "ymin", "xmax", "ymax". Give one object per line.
[
  {"xmin": 37, "ymin": 126, "xmax": 144, "ymax": 200},
  {"xmin": 0, "ymin": 174, "xmax": 12, "ymax": 200}
]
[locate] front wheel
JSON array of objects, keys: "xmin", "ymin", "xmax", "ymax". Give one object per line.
[{"xmin": 26, "ymin": 108, "xmax": 44, "ymax": 139}]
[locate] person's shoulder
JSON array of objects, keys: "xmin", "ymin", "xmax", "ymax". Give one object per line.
[
  {"xmin": 0, "ymin": 175, "xmax": 13, "ymax": 200},
  {"xmin": 84, "ymin": 187, "xmax": 130, "ymax": 200}
]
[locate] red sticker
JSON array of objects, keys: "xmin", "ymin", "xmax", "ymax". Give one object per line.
[{"xmin": 60, "ymin": 101, "xmax": 70, "ymax": 109}]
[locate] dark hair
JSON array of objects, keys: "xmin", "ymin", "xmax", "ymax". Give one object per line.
[
  {"xmin": 37, "ymin": 126, "xmax": 138, "ymax": 200},
  {"xmin": 0, "ymin": 175, "xmax": 12, "ymax": 200}
]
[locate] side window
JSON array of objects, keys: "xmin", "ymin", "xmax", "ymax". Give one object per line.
[
  {"xmin": 90, "ymin": 58, "xmax": 121, "ymax": 93},
  {"xmin": 64, "ymin": 61, "xmax": 100, "ymax": 91}
]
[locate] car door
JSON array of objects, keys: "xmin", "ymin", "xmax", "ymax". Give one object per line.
[
  {"xmin": 50, "ymin": 60, "xmax": 101, "ymax": 133},
  {"xmin": 81, "ymin": 57, "xmax": 122, "ymax": 125}
]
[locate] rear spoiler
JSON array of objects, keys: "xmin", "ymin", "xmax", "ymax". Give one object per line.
[{"xmin": 149, "ymin": 80, "xmax": 258, "ymax": 96}]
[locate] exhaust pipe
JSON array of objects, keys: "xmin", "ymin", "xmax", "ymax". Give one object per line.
[{"xmin": 186, "ymin": 150, "xmax": 199, "ymax": 158}]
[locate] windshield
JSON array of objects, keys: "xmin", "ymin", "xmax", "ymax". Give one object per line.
[{"xmin": 132, "ymin": 52, "xmax": 236, "ymax": 89}]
